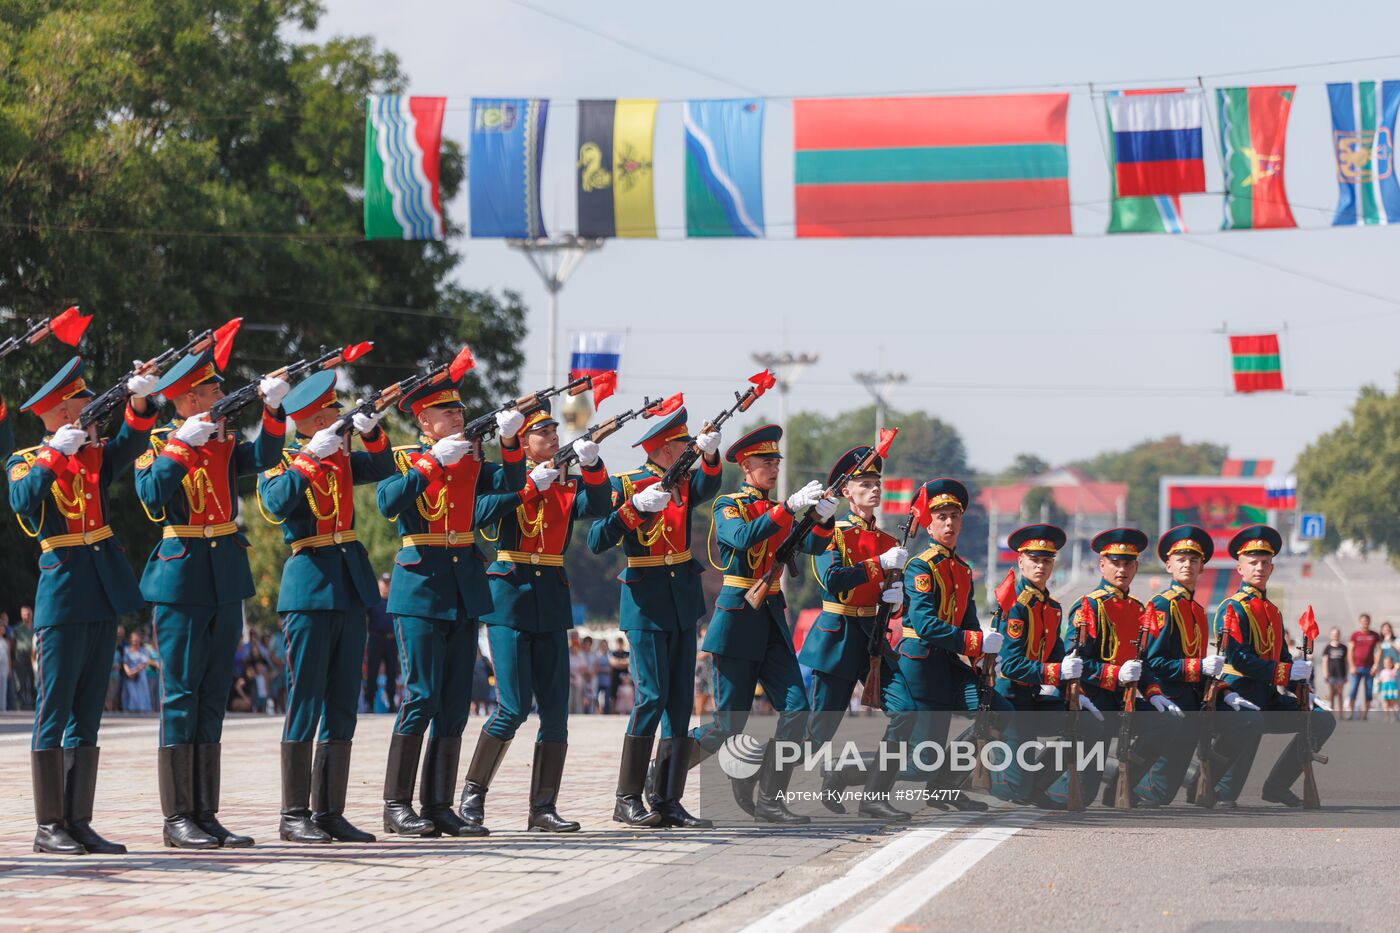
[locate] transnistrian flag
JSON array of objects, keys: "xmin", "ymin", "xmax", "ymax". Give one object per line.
[
  {"xmin": 881, "ymin": 477, "xmax": 915, "ymax": 515},
  {"xmin": 364, "ymin": 95, "xmax": 446, "ymax": 240},
  {"xmin": 1326, "ymin": 81, "xmax": 1400, "ymax": 226},
  {"xmin": 793, "ymin": 94, "xmax": 1071, "ymax": 236},
  {"xmin": 568, "ymin": 331, "xmax": 624, "ymax": 381},
  {"xmin": 685, "ymin": 100, "xmax": 766, "ymax": 237},
  {"xmin": 469, "ymin": 98, "xmax": 548, "ymax": 239},
  {"xmin": 1217, "ymin": 86, "xmax": 1297, "ymax": 230},
  {"xmin": 577, "ymin": 99, "xmax": 658, "ymax": 238},
  {"xmin": 1229, "ymin": 333, "xmax": 1284, "ymax": 393},
  {"xmin": 1221, "ymin": 458, "xmax": 1275, "ymax": 477},
  {"xmin": 1105, "ymin": 89, "xmax": 1188, "ymax": 234},
  {"xmin": 1107, "ymin": 89, "xmax": 1205, "ymax": 196}
]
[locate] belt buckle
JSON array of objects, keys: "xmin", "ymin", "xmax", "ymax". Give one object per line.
[
  {"xmin": 82, "ymin": 530, "xmax": 96, "ymax": 545},
  {"xmin": 202, "ymin": 525, "xmax": 216, "ymax": 538},
  {"xmin": 332, "ymin": 530, "xmax": 344, "ymax": 545},
  {"xmin": 447, "ymin": 530, "xmax": 459, "ymax": 545},
  {"xmin": 530, "ymin": 552, "xmax": 540, "ymax": 565},
  {"xmin": 663, "ymin": 552, "xmax": 674, "ymax": 566}
]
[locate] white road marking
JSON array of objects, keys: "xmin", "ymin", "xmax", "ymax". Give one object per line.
[
  {"xmin": 831, "ymin": 811, "xmax": 1043, "ymax": 933},
  {"xmin": 736, "ymin": 813, "xmax": 984, "ymax": 933}
]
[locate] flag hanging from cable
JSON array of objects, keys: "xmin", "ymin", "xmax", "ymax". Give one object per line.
[
  {"xmin": 1326, "ymin": 81, "xmax": 1400, "ymax": 226},
  {"xmin": 1104, "ymin": 89, "xmax": 1191, "ymax": 234},
  {"xmin": 684, "ymin": 99, "xmax": 766, "ymax": 237},
  {"xmin": 1228, "ymin": 333, "xmax": 1285, "ymax": 393},
  {"xmin": 469, "ymin": 98, "xmax": 548, "ymax": 239},
  {"xmin": 569, "ymin": 332, "xmax": 624, "ymax": 381},
  {"xmin": 577, "ymin": 99, "xmax": 658, "ymax": 238},
  {"xmin": 1108, "ymin": 89, "xmax": 1205, "ymax": 197},
  {"xmin": 1221, "ymin": 458, "xmax": 1275, "ymax": 477},
  {"xmin": 364, "ymin": 95, "xmax": 446, "ymax": 240},
  {"xmin": 1217, "ymin": 86, "xmax": 1297, "ymax": 230}
]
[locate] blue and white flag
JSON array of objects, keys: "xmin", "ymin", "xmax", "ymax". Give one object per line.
[
  {"xmin": 684, "ymin": 100, "xmax": 765, "ymax": 237},
  {"xmin": 1327, "ymin": 81, "xmax": 1400, "ymax": 226},
  {"xmin": 569, "ymin": 332, "xmax": 624, "ymax": 380},
  {"xmin": 469, "ymin": 98, "xmax": 548, "ymax": 238}
]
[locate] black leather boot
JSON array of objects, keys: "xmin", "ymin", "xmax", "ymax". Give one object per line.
[
  {"xmin": 653, "ymin": 737, "xmax": 712, "ymax": 828},
  {"xmin": 194, "ymin": 743, "xmax": 254, "ymax": 847},
  {"xmin": 312, "ymin": 740, "xmax": 376, "ymax": 842},
  {"xmin": 858, "ymin": 743, "xmax": 910, "ymax": 821},
  {"xmin": 159, "ymin": 745, "xmax": 218, "ymax": 849},
  {"xmin": 382, "ymin": 732, "xmax": 434, "ymax": 836},
  {"xmin": 644, "ymin": 739, "xmax": 670, "ymax": 813},
  {"xmin": 457, "ymin": 733, "xmax": 510, "ymax": 834},
  {"xmin": 613, "ymin": 733, "xmax": 663, "ymax": 827},
  {"xmin": 422, "ymin": 736, "xmax": 485, "ymax": 837},
  {"xmin": 754, "ymin": 741, "xmax": 810, "ymax": 825},
  {"xmin": 279, "ymin": 741, "xmax": 331, "ymax": 843},
  {"xmin": 32, "ymin": 748, "xmax": 84, "ymax": 855},
  {"xmin": 528, "ymin": 742, "xmax": 581, "ymax": 832},
  {"xmin": 63, "ymin": 746, "xmax": 127, "ymax": 854}
]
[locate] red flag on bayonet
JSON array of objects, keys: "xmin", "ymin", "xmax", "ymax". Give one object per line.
[
  {"xmin": 448, "ymin": 345, "xmax": 476, "ymax": 382},
  {"xmin": 590, "ymin": 370, "xmax": 617, "ymax": 407},
  {"xmin": 49, "ymin": 306, "xmax": 92, "ymax": 347},
  {"xmin": 909, "ymin": 482, "xmax": 931, "ymax": 530},
  {"xmin": 749, "ymin": 369, "xmax": 777, "ymax": 396},
  {"xmin": 1141, "ymin": 604, "xmax": 1164, "ymax": 637},
  {"xmin": 1223, "ymin": 603, "xmax": 1244, "ymax": 644},
  {"xmin": 342, "ymin": 341, "xmax": 373, "ymax": 363},
  {"xmin": 647, "ymin": 392, "xmax": 684, "ymax": 416},
  {"xmin": 1298, "ymin": 605, "xmax": 1319, "ymax": 642},
  {"xmin": 1077, "ymin": 597, "xmax": 1097, "ymax": 639},
  {"xmin": 875, "ymin": 427, "xmax": 897, "ymax": 459},
  {"xmin": 994, "ymin": 569, "xmax": 1017, "ymax": 615},
  {"xmin": 212, "ymin": 317, "xmax": 243, "ymax": 370}
]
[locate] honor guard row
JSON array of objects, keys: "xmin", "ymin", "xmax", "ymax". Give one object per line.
[{"xmin": 7, "ymin": 344, "xmax": 1335, "ymax": 852}]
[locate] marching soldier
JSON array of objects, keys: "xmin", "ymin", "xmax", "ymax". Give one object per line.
[
  {"xmin": 374, "ymin": 385, "xmax": 534, "ymax": 838},
  {"xmin": 1139, "ymin": 525, "xmax": 1261, "ymax": 806},
  {"xmin": 466, "ymin": 402, "xmax": 613, "ymax": 833},
  {"xmin": 1214, "ymin": 525, "xmax": 1336, "ymax": 808},
  {"xmin": 993, "ymin": 524, "xmax": 1103, "ymax": 806},
  {"xmin": 11, "ymin": 356, "xmax": 159, "ymax": 854},
  {"xmin": 881, "ymin": 479, "xmax": 1002, "ymax": 813},
  {"xmin": 133, "ymin": 349, "xmax": 289, "ymax": 848},
  {"xmin": 257, "ymin": 370, "xmax": 393, "ymax": 844},
  {"xmin": 587, "ymin": 397, "xmax": 722, "ymax": 828},
  {"xmin": 800, "ymin": 445, "xmax": 906, "ymax": 818},
  {"xmin": 1069, "ymin": 529, "xmax": 1184, "ymax": 808},
  {"xmin": 688, "ymin": 425, "xmax": 833, "ymax": 825}
]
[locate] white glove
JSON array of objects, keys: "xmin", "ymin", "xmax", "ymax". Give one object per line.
[
  {"xmin": 496, "ymin": 409, "xmax": 524, "ymax": 440},
  {"xmin": 1118, "ymin": 659, "xmax": 1143, "ymax": 684},
  {"xmin": 1039, "ymin": 684, "xmax": 1059, "ymax": 698},
  {"xmin": 529, "ymin": 463, "xmax": 559, "ymax": 492},
  {"xmin": 1060, "ymin": 653, "xmax": 1083, "ymax": 682},
  {"xmin": 878, "ymin": 546, "xmax": 908, "ymax": 571},
  {"xmin": 1078, "ymin": 692, "xmax": 1104, "ymax": 722},
  {"xmin": 880, "ymin": 583, "xmax": 904, "ymax": 605},
  {"xmin": 572, "ymin": 438, "xmax": 600, "ymax": 467},
  {"xmin": 173, "ymin": 414, "xmax": 218, "ymax": 448},
  {"xmin": 981, "ymin": 631, "xmax": 1004, "ymax": 655},
  {"xmin": 694, "ymin": 431, "xmax": 721, "ymax": 455},
  {"xmin": 351, "ymin": 401, "xmax": 384, "ymax": 435},
  {"xmin": 126, "ymin": 363, "xmax": 159, "ymax": 400},
  {"xmin": 1223, "ymin": 692, "xmax": 1260, "ymax": 712},
  {"xmin": 259, "ymin": 376, "xmax": 290, "ymax": 409},
  {"xmin": 304, "ymin": 425, "xmax": 343, "ymax": 460},
  {"xmin": 1289, "ymin": 659, "xmax": 1313, "ymax": 682},
  {"xmin": 1150, "ymin": 694, "xmax": 1184, "ymax": 718},
  {"xmin": 785, "ymin": 479, "xmax": 824, "ymax": 513},
  {"xmin": 430, "ymin": 435, "xmax": 472, "ymax": 467},
  {"xmin": 48, "ymin": 424, "xmax": 86, "ymax": 456},
  {"xmin": 1201, "ymin": 655, "xmax": 1226, "ymax": 679},
  {"xmin": 813, "ymin": 496, "xmax": 837, "ymax": 521},
  {"xmin": 631, "ymin": 483, "xmax": 671, "ymax": 513}
]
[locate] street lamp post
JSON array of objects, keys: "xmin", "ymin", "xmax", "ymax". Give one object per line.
[
  {"xmin": 751, "ymin": 351, "xmax": 820, "ymax": 500},
  {"xmin": 508, "ymin": 235, "xmax": 604, "ymax": 384},
  {"xmin": 852, "ymin": 370, "xmax": 908, "ymax": 438}
]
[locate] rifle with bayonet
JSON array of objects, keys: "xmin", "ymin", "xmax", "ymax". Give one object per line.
[
  {"xmin": 1193, "ymin": 617, "xmax": 1231, "ymax": 809},
  {"xmin": 970, "ymin": 570, "xmax": 1017, "ymax": 792},
  {"xmin": 210, "ymin": 341, "xmax": 374, "ymax": 425},
  {"xmin": 1114, "ymin": 622, "xmax": 1152, "ymax": 810},
  {"xmin": 1295, "ymin": 605, "xmax": 1325, "ymax": 810},
  {"xmin": 460, "ymin": 375, "xmax": 599, "ymax": 443},
  {"xmin": 860, "ymin": 505, "xmax": 916, "ymax": 710},
  {"xmin": 1064, "ymin": 601, "xmax": 1092, "ymax": 812},
  {"xmin": 551, "ymin": 398, "xmax": 659, "ymax": 469},
  {"xmin": 658, "ymin": 370, "xmax": 775, "ymax": 502},
  {"xmin": 335, "ymin": 345, "xmax": 476, "ymax": 437},
  {"xmin": 0, "ymin": 306, "xmax": 92, "ymax": 363}
]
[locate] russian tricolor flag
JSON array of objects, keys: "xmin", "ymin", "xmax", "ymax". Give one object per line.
[
  {"xmin": 569, "ymin": 331, "xmax": 624, "ymax": 380},
  {"xmin": 1266, "ymin": 474, "xmax": 1297, "ymax": 511},
  {"xmin": 1107, "ymin": 90, "xmax": 1206, "ymax": 197}
]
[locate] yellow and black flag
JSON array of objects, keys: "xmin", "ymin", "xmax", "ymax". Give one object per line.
[{"xmin": 577, "ymin": 99, "xmax": 657, "ymax": 238}]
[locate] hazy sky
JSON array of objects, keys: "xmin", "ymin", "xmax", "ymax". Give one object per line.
[{"xmin": 311, "ymin": 0, "xmax": 1400, "ymax": 476}]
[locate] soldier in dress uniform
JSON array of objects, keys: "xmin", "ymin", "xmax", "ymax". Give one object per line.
[
  {"xmin": 799, "ymin": 445, "xmax": 907, "ymax": 819},
  {"xmin": 881, "ymin": 479, "xmax": 1002, "ymax": 813},
  {"xmin": 256, "ymin": 370, "xmax": 394, "ymax": 844},
  {"xmin": 1139, "ymin": 525, "xmax": 1261, "ymax": 806},
  {"xmin": 134, "ymin": 349, "xmax": 290, "ymax": 848},
  {"xmin": 586, "ymin": 397, "xmax": 723, "ymax": 828},
  {"xmin": 10, "ymin": 355, "xmax": 160, "ymax": 854},
  {"xmin": 1068, "ymin": 529, "xmax": 1184, "ymax": 808},
  {"xmin": 1214, "ymin": 525, "xmax": 1336, "ymax": 808},
  {"xmin": 686, "ymin": 425, "xmax": 833, "ymax": 825},
  {"xmin": 373, "ymin": 384, "xmax": 536, "ymax": 838},
  {"xmin": 466, "ymin": 402, "xmax": 612, "ymax": 833}
]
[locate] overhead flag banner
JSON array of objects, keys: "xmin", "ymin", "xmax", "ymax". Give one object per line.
[
  {"xmin": 1326, "ymin": 81, "xmax": 1400, "ymax": 226},
  {"xmin": 793, "ymin": 94, "xmax": 1071, "ymax": 237},
  {"xmin": 364, "ymin": 95, "xmax": 446, "ymax": 240},
  {"xmin": 1217, "ymin": 86, "xmax": 1297, "ymax": 230},
  {"xmin": 684, "ymin": 99, "xmax": 766, "ymax": 237},
  {"xmin": 577, "ymin": 99, "xmax": 658, "ymax": 238},
  {"xmin": 469, "ymin": 98, "xmax": 548, "ymax": 239},
  {"xmin": 1107, "ymin": 89, "xmax": 1205, "ymax": 196},
  {"xmin": 1105, "ymin": 89, "xmax": 1188, "ymax": 234},
  {"xmin": 1221, "ymin": 458, "xmax": 1275, "ymax": 477},
  {"xmin": 1229, "ymin": 333, "xmax": 1285, "ymax": 393},
  {"xmin": 568, "ymin": 331, "xmax": 624, "ymax": 380},
  {"xmin": 880, "ymin": 477, "xmax": 915, "ymax": 515}
]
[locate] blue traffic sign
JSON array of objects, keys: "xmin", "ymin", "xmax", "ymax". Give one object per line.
[{"xmin": 1299, "ymin": 513, "xmax": 1326, "ymax": 541}]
